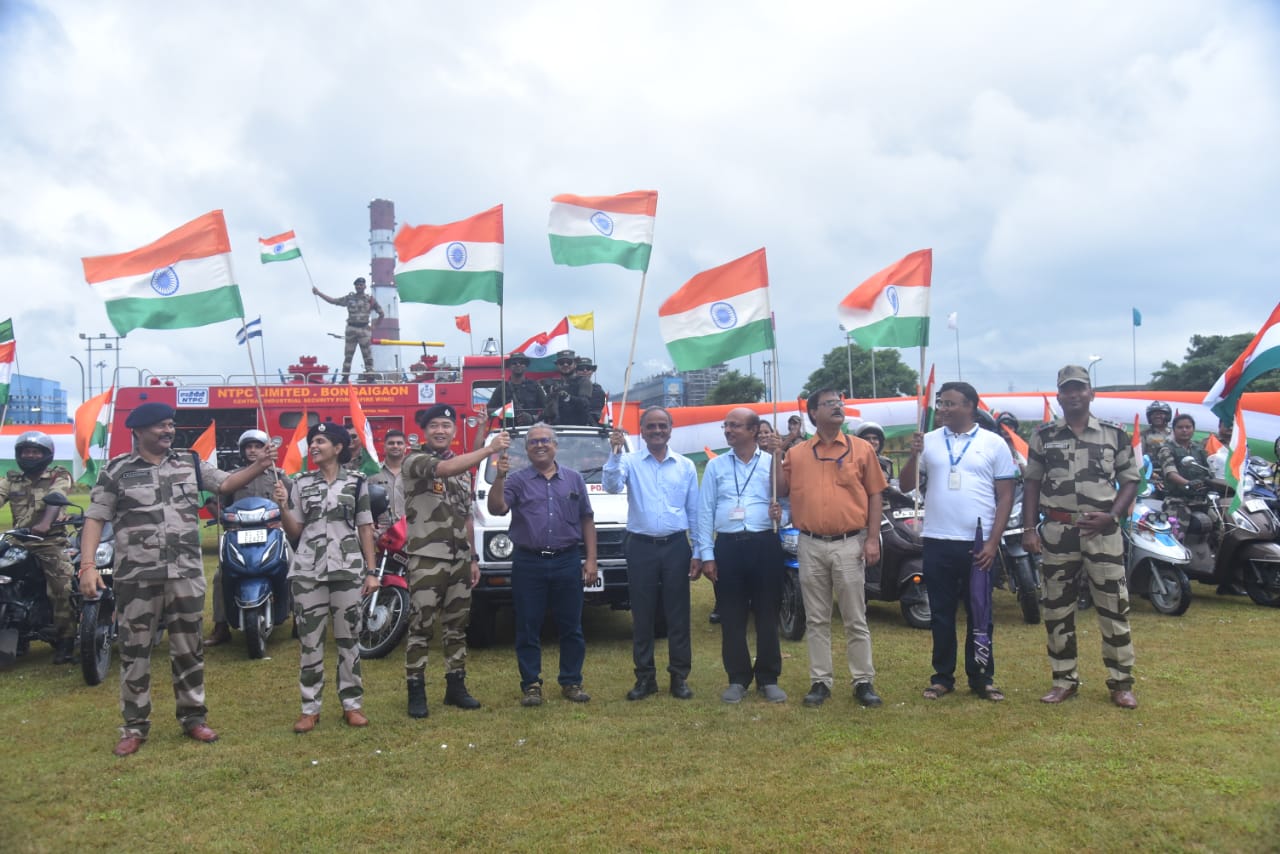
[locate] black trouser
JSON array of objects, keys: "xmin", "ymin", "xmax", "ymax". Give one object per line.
[
  {"xmin": 624, "ymin": 533, "xmax": 693, "ymax": 681},
  {"xmin": 714, "ymin": 530, "xmax": 783, "ymax": 687}
]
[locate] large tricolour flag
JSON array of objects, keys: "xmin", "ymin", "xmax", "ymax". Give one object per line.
[
  {"xmin": 0, "ymin": 318, "xmax": 14, "ymax": 407},
  {"xmin": 1204, "ymin": 301, "xmax": 1280, "ymax": 422},
  {"xmin": 659, "ymin": 248, "xmax": 774, "ymax": 372},
  {"xmin": 81, "ymin": 210, "xmax": 245, "ymax": 336},
  {"xmin": 394, "ymin": 205, "xmax": 503, "ymax": 306},
  {"xmin": 548, "ymin": 191, "xmax": 657, "ymax": 272},
  {"xmin": 837, "ymin": 249, "xmax": 932, "ymax": 349},
  {"xmin": 513, "ymin": 317, "xmax": 570, "ymax": 360},
  {"xmin": 259, "ymin": 229, "xmax": 301, "ymax": 263}
]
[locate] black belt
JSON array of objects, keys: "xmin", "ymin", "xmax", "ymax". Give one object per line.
[
  {"xmin": 516, "ymin": 545, "xmax": 578, "ymax": 559},
  {"xmin": 718, "ymin": 530, "xmax": 774, "ymax": 541},
  {"xmin": 628, "ymin": 532, "xmax": 686, "ymax": 544},
  {"xmin": 799, "ymin": 529, "xmax": 864, "ymax": 542}
]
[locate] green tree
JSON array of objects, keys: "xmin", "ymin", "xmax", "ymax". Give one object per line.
[
  {"xmin": 705, "ymin": 370, "xmax": 766, "ymax": 405},
  {"xmin": 799, "ymin": 344, "xmax": 918, "ymax": 400},
  {"xmin": 1150, "ymin": 333, "xmax": 1280, "ymax": 391}
]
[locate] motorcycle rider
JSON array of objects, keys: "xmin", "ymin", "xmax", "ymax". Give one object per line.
[
  {"xmin": 854, "ymin": 421, "xmax": 895, "ymax": 482},
  {"xmin": 1157, "ymin": 414, "xmax": 1211, "ymax": 528},
  {"xmin": 1141, "ymin": 401, "xmax": 1174, "ymax": 460},
  {"xmin": 207, "ymin": 430, "xmax": 294, "ymax": 646},
  {"xmin": 0, "ymin": 432, "xmax": 76, "ymax": 663}
]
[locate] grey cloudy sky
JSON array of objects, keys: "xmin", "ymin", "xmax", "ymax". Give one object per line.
[{"xmin": 2, "ymin": 0, "xmax": 1277, "ymax": 406}]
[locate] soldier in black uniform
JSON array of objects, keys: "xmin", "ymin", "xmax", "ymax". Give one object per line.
[
  {"xmin": 543, "ymin": 350, "xmax": 594, "ymax": 426},
  {"xmin": 489, "ymin": 352, "xmax": 547, "ymax": 426},
  {"xmin": 576, "ymin": 357, "xmax": 606, "ymax": 425}
]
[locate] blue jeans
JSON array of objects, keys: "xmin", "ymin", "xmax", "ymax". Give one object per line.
[
  {"xmin": 511, "ymin": 550, "xmax": 586, "ymax": 690},
  {"xmin": 922, "ymin": 538, "xmax": 993, "ymax": 690}
]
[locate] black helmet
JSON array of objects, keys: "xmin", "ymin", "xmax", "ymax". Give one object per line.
[
  {"xmin": 367, "ymin": 483, "xmax": 390, "ymax": 521},
  {"xmin": 975, "ymin": 409, "xmax": 999, "ymax": 433},
  {"xmin": 15, "ymin": 431, "xmax": 54, "ymax": 476},
  {"xmin": 995, "ymin": 412, "xmax": 1019, "ymax": 434},
  {"xmin": 1146, "ymin": 401, "xmax": 1172, "ymax": 420}
]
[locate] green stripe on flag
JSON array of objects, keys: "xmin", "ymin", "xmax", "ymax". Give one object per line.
[
  {"xmin": 103, "ymin": 286, "xmax": 245, "ymax": 335},
  {"xmin": 849, "ymin": 317, "xmax": 930, "ymax": 349},
  {"xmin": 0, "ymin": 318, "xmax": 12, "ymax": 343},
  {"xmin": 395, "ymin": 270, "xmax": 502, "ymax": 306},
  {"xmin": 1210, "ymin": 349, "xmax": 1280, "ymax": 422},
  {"xmin": 548, "ymin": 235, "xmax": 651, "ymax": 272},
  {"xmin": 665, "ymin": 318, "xmax": 775, "ymax": 372},
  {"xmin": 261, "ymin": 248, "xmax": 301, "ymax": 263}
]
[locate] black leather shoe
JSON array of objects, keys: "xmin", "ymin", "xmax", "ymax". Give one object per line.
[
  {"xmin": 854, "ymin": 682, "xmax": 883, "ymax": 707},
  {"xmin": 626, "ymin": 678, "xmax": 659, "ymax": 701},
  {"xmin": 52, "ymin": 638, "xmax": 75, "ymax": 664},
  {"xmin": 803, "ymin": 682, "xmax": 831, "ymax": 707},
  {"xmin": 708, "ymin": 610, "xmax": 721, "ymax": 625},
  {"xmin": 670, "ymin": 677, "xmax": 693, "ymax": 700}
]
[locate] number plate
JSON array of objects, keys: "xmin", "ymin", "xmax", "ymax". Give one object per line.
[
  {"xmin": 584, "ymin": 572, "xmax": 604, "ymax": 592},
  {"xmin": 1246, "ymin": 498, "xmax": 1268, "ymax": 513},
  {"xmin": 237, "ymin": 529, "xmax": 268, "ymax": 545}
]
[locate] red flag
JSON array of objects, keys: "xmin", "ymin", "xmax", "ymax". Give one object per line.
[
  {"xmin": 191, "ymin": 420, "xmax": 218, "ymax": 465},
  {"xmin": 455, "ymin": 314, "xmax": 471, "ymax": 334}
]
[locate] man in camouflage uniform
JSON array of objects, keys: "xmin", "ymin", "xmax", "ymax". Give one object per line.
[
  {"xmin": 368, "ymin": 428, "xmax": 408, "ymax": 526},
  {"xmin": 401, "ymin": 404, "xmax": 510, "ymax": 717},
  {"xmin": 543, "ymin": 349, "xmax": 594, "ymax": 426},
  {"xmin": 78, "ymin": 403, "xmax": 275, "ymax": 756},
  {"xmin": 0, "ymin": 431, "xmax": 76, "ymax": 662},
  {"xmin": 576, "ymin": 357, "xmax": 607, "ymax": 425},
  {"xmin": 313, "ymin": 276, "xmax": 385, "ymax": 383},
  {"xmin": 1022, "ymin": 366, "xmax": 1140, "ymax": 710},
  {"xmin": 207, "ymin": 429, "xmax": 295, "ymax": 646},
  {"xmin": 489, "ymin": 352, "xmax": 547, "ymax": 426}
]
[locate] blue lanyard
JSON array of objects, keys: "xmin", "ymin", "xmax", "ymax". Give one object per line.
[
  {"xmin": 944, "ymin": 426, "xmax": 978, "ymax": 469},
  {"xmin": 731, "ymin": 452, "xmax": 760, "ymax": 501}
]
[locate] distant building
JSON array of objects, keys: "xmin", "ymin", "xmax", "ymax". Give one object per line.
[
  {"xmin": 626, "ymin": 364, "xmax": 730, "ymax": 409},
  {"xmin": 5, "ymin": 374, "xmax": 68, "ymax": 425}
]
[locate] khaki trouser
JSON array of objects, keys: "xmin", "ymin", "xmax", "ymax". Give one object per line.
[{"xmin": 798, "ymin": 533, "xmax": 875, "ymax": 687}]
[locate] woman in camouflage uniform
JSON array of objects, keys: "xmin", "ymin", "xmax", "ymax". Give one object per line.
[{"xmin": 276, "ymin": 423, "xmax": 379, "ymax": 733}]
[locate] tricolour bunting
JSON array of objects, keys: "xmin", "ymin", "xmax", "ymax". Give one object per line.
[
  {"xmin": 259, "ymin": 230, "xmax": 301, "ymax": 263},
  {"xmin": 82, "ymin": 210, "xmax": 245, "ymax": 336},
  {"xmin": 1204, "ymin": 301, "xmax": 1280, "ymax": 422},
  {"xmin": 548, "ymin": 191, "xmax": 657, "ymax": 272},
  {"xmin": 395, "ymin": 205, "xmax": 503, "ymax": 306},
  {"xmin": 837, "ymin": 249, "xmax": 932, "ymax": 349},
  {"xmin": 0, "ymin": 318, "xmax": 14, "ymax": 407},
  {"xmin": 658, "ymin": 248, "xmax": 774, "ymax": 372}
]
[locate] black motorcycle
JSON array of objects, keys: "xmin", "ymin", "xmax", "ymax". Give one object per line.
[
  {"xmin": 66, "ymin": 508, "xmax": 117, "ymax": 686},
  {"xmin": 0, "ymin": 494, "xmax": 79, "ymax": 666}
]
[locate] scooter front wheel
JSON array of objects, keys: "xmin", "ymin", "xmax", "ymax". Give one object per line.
[
  {"xmin": 358, "ymin": 586, "xmax": 410, "ymax": 658},
  {"xmin": 1147, "ymin": 562, "xmax": 1192, "ymax": 616},
  {"xmin": 778, "ymin": 568, "xmax": 806, "ymax": 641},
  {"xmin": 1243, "ymin": 564, "xmax": 1280, "ymax": 608},
  {"xmin": 244, "ymin": 604, "xmax": 270, "ymax": 659}
]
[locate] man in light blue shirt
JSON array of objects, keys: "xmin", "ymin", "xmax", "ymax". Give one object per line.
[
  {"xmin": 696, "ymin": 407, "xmax": 785, "ymax": 703},
  {"xmin": 605, "ymin": 407, "xmax": 701, "ymax": 700}
]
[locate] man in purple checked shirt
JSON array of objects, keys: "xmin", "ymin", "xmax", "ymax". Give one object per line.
[{"xmin": 487, "ymin": 422, "xmax": 598, "ymax": 708}]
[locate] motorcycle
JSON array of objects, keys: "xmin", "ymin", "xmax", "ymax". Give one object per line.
[
  {"xmin": 0, "ymin": 494, "xmax": 78, "ymax": 665},
  {"xmin": 218, "ymin": 496, "xmax": 291, "ymax": 659},
  {"xmin": 1124, "ymin": 500, "xmax": 1192, "ymax": 616},
  {"xmin": 994, "ymin": 485, "xmax": 1043, "ymax": 624},
  {"xmin": 778, "ymin": 486, "xmax": 930, "ymax": 636},
  {"xmin": 66, "ymin": 509, "xmax": 117, "ymax": 685},
  {"xmin": 357, "ymin": 517, "xmax": 411, "ymax": 658}
]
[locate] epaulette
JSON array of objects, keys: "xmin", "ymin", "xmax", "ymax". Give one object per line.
[
  {"xmin": 47, "ymin": 465, "xmax": 72, "ymax": 478},
  {"xmin": 1033, "ymin": 421, "xmax": 1058, "ymax": 435},
  {"xmin": 1099, "ymin": 419, "xmax": 1127, "ymax": 433},
  {"xmin": 102, "ymin": 453, "xmax": 137, "ymax": 474}
]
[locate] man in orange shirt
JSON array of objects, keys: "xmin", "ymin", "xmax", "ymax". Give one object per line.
[{"xmin": 778, "ymin": 387, "xmax": 888, "ymax": 708}]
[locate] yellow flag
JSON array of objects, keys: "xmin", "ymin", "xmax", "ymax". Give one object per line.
[{"xmin": 568, "ymin": 312, "xmax": 594, "ymax": 331}]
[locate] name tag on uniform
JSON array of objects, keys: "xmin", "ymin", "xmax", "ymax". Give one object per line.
[
  {"xmin": 948, "ymin": 469, "xmax": 962, "ymax": 490},
  {"xmin": 121, "ymin": 470, "xmax": 152, "ymax": 485},
  {"xmin": 728, "ymin": 506, "xmax": 746, "ymax": 521},
  {"xmin": 1044, "ymin": 441, "xmax": 1072, "ymax": 449}
]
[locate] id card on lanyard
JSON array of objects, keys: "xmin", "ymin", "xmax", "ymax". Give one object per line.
[{"xmin": 945, "ymin": 427, "xmax": 978, "ymax": 490}]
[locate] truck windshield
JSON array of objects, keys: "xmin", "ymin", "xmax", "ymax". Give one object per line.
[{"xmin": 484, "ymin": 433, "xmax": 613, "ymax": 485}]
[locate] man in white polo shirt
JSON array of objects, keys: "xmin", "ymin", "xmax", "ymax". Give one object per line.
[{"xmin": 899, "ymin": 381, "xmax": 1017, "ymax": 702}]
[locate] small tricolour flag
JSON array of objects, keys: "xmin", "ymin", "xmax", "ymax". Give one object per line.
[
  {"xmin": 236, "ymin": 317, "xmax": 263, "ymax": 345},
  {"xmin": 514, "ymin": 317, "xmax": 570, "ymax": 361},
  {"xmin": 82, "ymin": 210, "xmax": 245, "ymax": 336},
  {"xmin": 918, "ymin": 364, "xmax": 936, "ymax": 432},
  {"xmin": 659, "ymin": 248, "xmax": 774, "ymax": 372},
  {"xmin": 191, "ymin": 420, "xmax": 218, "ymax": 466},
  {"xmin": 1204, "ymin": 301, "xmax": 1280, "ymax": 422},
  {"xmin": 259, "ymin": 230, "xmax": 301, "ymax": 263},
  {"xmin": 349, "ymin": 386, "xmax": 381, "ymax": 476},
  {"xmin": 394, "ymin": 205, "xmax": 503, "ymax": 306},
  {"xmin": 281, "ymin": 406, "xmax": 310, "ymax": 476},
  {"xmin": 1130, "ymin": 414, "xmax": 1147, "ymax": 512},
  {"xmin": 1224, "ymin": 408, "xmax": 1248, "ymax": 517},
  {"xmin": 837, "ymin": 249, "xmax": 932, "ymax": 349},
  {"xmin": 548, "ymin": 191, "xmax": 657, "ymax": 272},
  {"xmin": 74, "ymin": 386, "xmax": 114, "ymax": 485},
  {"xmin": 0, "ymin": 318, "xmax": 14, "ymax": 407}
]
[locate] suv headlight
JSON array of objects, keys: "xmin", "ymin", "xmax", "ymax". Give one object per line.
[{"xmin": 488, "ymin": 533, "xmax": 514, "ymax": 560}]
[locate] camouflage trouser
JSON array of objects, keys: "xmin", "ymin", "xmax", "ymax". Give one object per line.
[
  {"xmin": 292, "ymin": 576, "xmax": 364, "ymax": 715},
  {"xmin": 31, "ymin": 546, "xmax": 75, "ymax": 640},
  {"xmin": 114, "ymin": 575, "xmax": 208, "ymax": 739},
  {"xmin": 1041, "ymin": 522, "xmax": 1136, "ymax": 691},
  {"xmin": 404, "ymin": 554, "xmax": 471, "ymax": 678},
  {"xmin": 342, "ymin": 325, "xmax": 373, "ymax": 381}
]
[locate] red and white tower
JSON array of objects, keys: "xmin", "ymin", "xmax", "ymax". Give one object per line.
[{"xmin": 369, "ymin": 198, "xmax": 399, "ymax": 372}]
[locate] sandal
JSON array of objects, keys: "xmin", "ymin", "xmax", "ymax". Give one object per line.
[
  {"xmin": 922, "ymin": 683, "xmax": 954, "ymax": 700},
  {"xmin": 974, "ymin": 685, "xmax": 1006, "ymax": 702}
]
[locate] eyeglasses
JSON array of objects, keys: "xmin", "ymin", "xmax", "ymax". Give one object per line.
[
  {"xmin": 936, "ymin": 400, "xmax": 963, "ymax": 409},
  {"xmin": 642, "ymin": 423, "xmax": 671, "ymax": 431},
  {"xmin": 817, "ymin": 399, "xmax": 844, "ymax": 409},
  {"xmin": 526, "ymin": 437, "xmax": 555, "ymax": 447},
  {"xmin": 722, "ymin": 421, "xmax": 748, "ymax": 429}
]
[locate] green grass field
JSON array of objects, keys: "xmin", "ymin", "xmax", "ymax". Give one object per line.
[{"xmin": 1, "ymin": 519, "xmax": 1278, "ymax": 852}]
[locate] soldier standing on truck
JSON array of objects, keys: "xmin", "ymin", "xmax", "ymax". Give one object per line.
[
  {"xmin": 313, "ymin": 277, "xmax": 385, "ymax": 383},
  {"xmin": 489, "ymin": 352, "xmax": 547, "ymax": 426},
  {"xmin": 543, "ymin": 350, "xmax": 594, "ymax": 426}
]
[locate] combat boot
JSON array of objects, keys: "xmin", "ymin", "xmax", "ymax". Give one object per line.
[
  {"xmin": 52, "ymin": 637, "xmax": 75, "ymax": 664},
  {"xmin": 407, "ymin": 675, "xmax": 429, "ymax": 718},
  {"xmin": 443, "ymin": 670, "xmax": 481, "ymax": 710}
]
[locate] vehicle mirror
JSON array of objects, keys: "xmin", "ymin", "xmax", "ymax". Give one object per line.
[
  {"xmin": 1181, "ymin": 458, "xmax": 1211, "ymax": 478},
  {"xmin": 42, "ymin": 493, "xmax": 71, "ymax": 507}
]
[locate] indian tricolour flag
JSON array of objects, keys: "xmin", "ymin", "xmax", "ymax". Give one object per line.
[
  {"xmin": 349, "ymin": 386, "xmax": 381, "ymax": 476},
  {"xmin": 395, "ymin": 205, "xmax": 503, "ymax": 306},
  {"xmin": 548, "ymin": 191, "xmax": 657, "ymax": 272},
  {"xmin": 659, "ymin": 248, "xmax": 774, "ymax": 372},
  {"xmin": 1224, "ymin": 407, "xmax": 1248, "ymax": 517},
  {"xmin": 74, "ymin": 386, "xmax": 114, "ymax": 485},
  {"xmin": 837, "ymin": 249, "xmax": 932, "ymax": 349},
  {"xmin": 0, "ymin": 318, "xmax": 14, "ymax": 407},
  {"xmin": 1205, "ymin": 301, "xmax": 1280, "ymax": 422},
  {"xmin": 259, "ymin": 229, "xmax": 301, "ymax": 263},
  {"xmin": 514, "ymin": 317, "xmax": 570, "ymax": 363},
  {"xmin": 81, "ymin": 210, "xmax": 245, "ymax": 336},
  {"xmin": 281, "ymin": 405, "xmax": 310, "ymax": 476}
]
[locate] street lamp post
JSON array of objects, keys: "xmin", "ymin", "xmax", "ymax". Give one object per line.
[
  {"xmin": 1088, "ymin": 355, "xmax": 1103, "ymax": 386},
  {"xmin": 762, "ymin": 360, "xmax": 772, "ymax": 402},
  {"xmin": 69, "ymin": 356, "xmax": 86, "ymax": 401},
  {"xmin": 79, "ymin": 332, "xmax": 123, "ymax": 397}
]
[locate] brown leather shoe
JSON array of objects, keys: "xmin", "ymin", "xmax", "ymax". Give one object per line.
[
  {"xmin": 1040, "ymin": 685, "xmax": 1079, "ymax": 704},
  {"xmin": 343, "ymin": 708, "xmax": 369, "ymax": 727},
  {"xmin": 293, "ymin": 713, "xmax": 320, "ymax": 734},
  {"xmin": 113, "ymin": 736, "xmax": 145, "ymax": 757},
  {"xmin": 1110, "ymin": 689, "xmax": 1138, "ymax": 710},
  {"xmin": 205, "ymin": 622, "xmax": 232, "ymax": 646},
  {"xmin": 185, "ymin": 723, "xmax": 219, "ymax": 743}
]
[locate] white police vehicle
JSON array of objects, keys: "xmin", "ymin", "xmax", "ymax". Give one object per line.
[{"xmin": 469, "ymin": 424, "xmax": 631, "ymax": 646}]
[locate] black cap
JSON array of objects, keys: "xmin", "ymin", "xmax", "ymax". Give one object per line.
[
  {"xmin": 307, "ymin": 422, "xmax": 352, "ymax": 463},
  {"xmin": 507, "ymin": 352, "xmax": 531, "ymax": 365},
  {"xmin": 125, "ymin": 402, "xmax": 176, "ymax": 429},
  {"xmin": 576, "ymin": 357, "xmax": 596, "ymax": 370},
  {"xmin": 354, "ymin": 277, "xmax": 367, "ymax": 286},
  {"xmin": 415, "ymin": 404, "xmax": 458, "ymax": 427},
  {"xmin": 554, "ymin": 349, "xmax": 577, "ymax": 362}
]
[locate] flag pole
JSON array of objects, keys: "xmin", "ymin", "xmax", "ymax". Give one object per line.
[
  {"xmin": 299, "ymin": 253, "xmax": 322, "ymax": 316},
  {"xmin": 239, "ymin": 315, "xmax": 278, "ymax": 486},
  {"xmin": 1132, "ymin": 314, "xmax": 1137, "ymax": 386},
  {"xmin": 617, "ymin": 271, "xmax": 648, "ymax": 433},
  {"xmin": 953, "ymin": 324, "xmax": 961, "ymax": 380}
]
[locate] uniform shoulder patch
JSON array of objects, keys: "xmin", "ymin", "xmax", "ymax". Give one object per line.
[
  {"xmin": 1034, "ymin": 422, "xmax": 1057, "ymax": 435},
  {"xmin": 102, "ymin": 453, "xmax": 136, "ymax": 474}
]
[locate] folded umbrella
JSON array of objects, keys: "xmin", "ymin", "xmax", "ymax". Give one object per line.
[{"xmin": 969, "ymin": 518, "xmax": 993, "ymax": 671}]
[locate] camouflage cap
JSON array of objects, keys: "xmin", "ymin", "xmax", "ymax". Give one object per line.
[
  {"xmin": 125, "ymin": 402, "xmax": 176, "ymax": 429},
  {"xmin": 354, "ymin": 277, "xmax": 367, "ymax": 286},
  {"xmin": 1057, "ymin": 365, "xmax": 1091, "ymax": 388},
  {"xmin": 507, "ymin": 352, "xmax": 531, "ymax": 365},
  {"xmin": 575, "ymin": 357, "xmax": 596, "ymax": 369},
  {"xmin": 554, "ymin": 349, "xmax": 577, "ymax": 362},
  {"xmin": 415, "ymin": 404, "xmax": 458, "ymax": 427}
]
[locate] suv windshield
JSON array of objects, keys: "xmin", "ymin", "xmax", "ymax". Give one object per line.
[{"xmin": 483, "ymin": 431, "xmax": 614, "ymax": 485}]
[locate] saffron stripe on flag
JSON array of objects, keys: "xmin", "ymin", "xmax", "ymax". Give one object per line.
[{"xmin": 82, "ymin": 211, "xmax": 231, "ymax": 283}]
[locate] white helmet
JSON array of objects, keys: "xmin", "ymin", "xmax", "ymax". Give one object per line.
[{"xmin": 237, "ymin": 429, "xmax": 270, "ymax": 460}]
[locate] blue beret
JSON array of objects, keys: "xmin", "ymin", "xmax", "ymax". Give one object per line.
[
  {"xmin": 415, "ymin": 404, "xmax": 458, "ymax": 427},
  {"xmin": 125, "ymin": 402, "xmax": 176, "ymax": 429}
]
